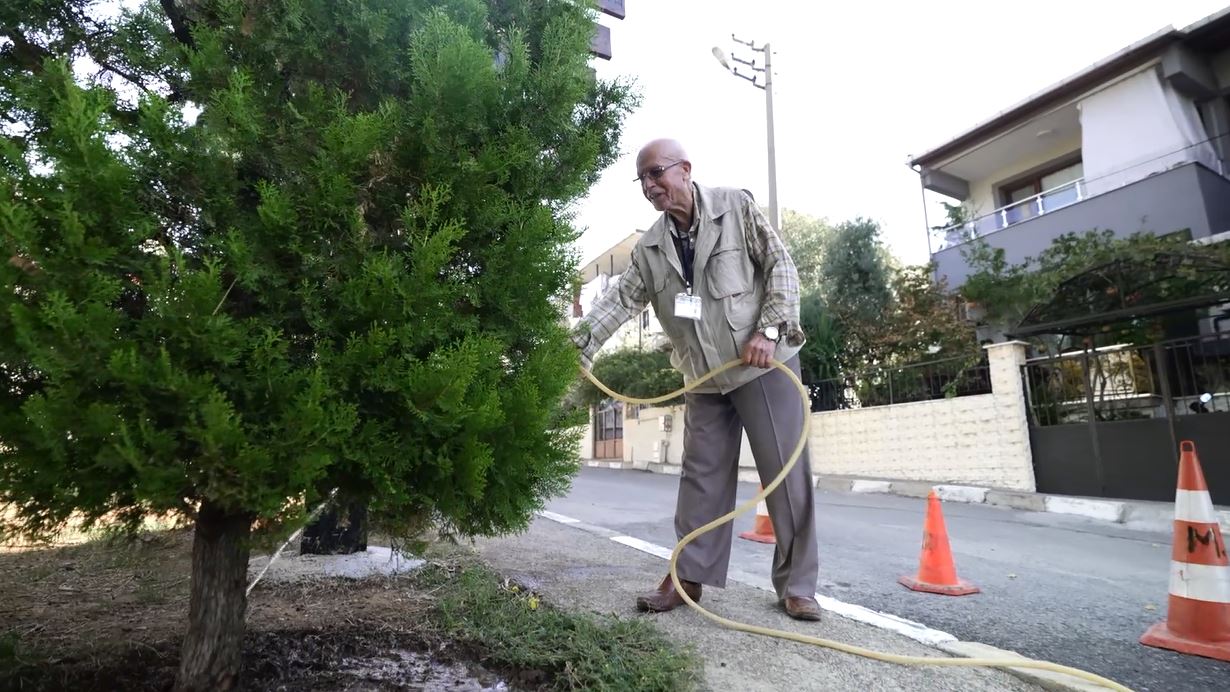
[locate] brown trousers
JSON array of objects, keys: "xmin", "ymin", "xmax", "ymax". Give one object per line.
[{"xmin": 673, "ymin": 355, "xmax": 820, "ymax": 599}]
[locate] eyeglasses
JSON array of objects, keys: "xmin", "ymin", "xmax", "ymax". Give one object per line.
[{"xmin": 633, "ymin": 161, "xmax": 683, "ymax": 184}]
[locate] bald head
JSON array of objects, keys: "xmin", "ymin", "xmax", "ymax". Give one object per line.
[
  {"xmin": 635, "ymin": 138, "xmax": 694, "ymax": 221},
  {"xmin": 637, "ymin": 138, "xmax": 689, "ymax": 169}
]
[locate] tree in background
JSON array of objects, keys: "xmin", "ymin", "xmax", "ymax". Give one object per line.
[
  {"xmin": 780, "ymin": 208, "xmax": 833, "ymax": 295},
  {"xmin": 797, "ymin": 290, "xmax": 845, "ymax": 410},
  {"xmin": 930, "ymin": 199, "xmax": 974, "ymax": 246},
  {"xmin": 800, "ymin": 216, "xmax": 978, "ymax": 407},
  {"xmin": 886, "ymin": 264, "xmax": 979, "ymax": 363},
  {"xmin": 0, "ymin": 1, "xmax": 635, "ymax": 689},
  {"xmin": 818, "ymin": 217, "xmax": 896, "ymax": 371},
  {"xmin": 573, "ymin": 348, "xmax": 684, "ymax": 409}
]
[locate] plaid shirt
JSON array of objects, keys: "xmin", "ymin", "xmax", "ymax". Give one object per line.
[{"xmin": 573, "ymin": 186, "xmax": 803, "ymax": 369}]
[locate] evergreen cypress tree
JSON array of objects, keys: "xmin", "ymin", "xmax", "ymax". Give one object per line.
[{"xmin": 1, "ymin": 2, "xmax": 635, "ymax": 689}]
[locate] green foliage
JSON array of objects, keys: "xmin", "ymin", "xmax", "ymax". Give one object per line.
[
  {"xmin": 816, "ymin": 217, "xmax": 976, "ymax": 370},
  {"xmin": 780, "ymin": 209, "xmax": 833, "ymax": 295},
  {"xmin": 959, "ymin": 229, "xmax": 1229, "ymax": 347},
  {"xmin": 575, "ymin": 348, "xmax": 684, "ymax": 408},
  {"xmin": 797, "ymin": 290, "xmax": 846, "ymax": 411},
  {"xmin": 820, "ymin": 217, "xmax": 895, "ymax": 329},
  {"xmin": 887, "ymin": 264, "xmax": 979, "ymax": 363},
  {"xmin": 939, "ymin": 201, "xmax": 970, "ymax": 227},
  {"xmin": 797, "ymin": 292, "xmax": 842, "ymax": 385},
  {"xmin": 931, "ymin": 201, "xmax": 970, "ymax": 231},
  {"xmin": 789, "ymin": 215, "xmax": 978, "ymax": 410},
  {"xmin": 418, "ymin": 562, "xmax": 701, "ymax": 691},
  {"xmin": 0, "ymin": 1, "xmax": 636, "ymax": 543},
  {"xmin": 780, "ymin": 208, "xmax": 844, "ymax": 400}
]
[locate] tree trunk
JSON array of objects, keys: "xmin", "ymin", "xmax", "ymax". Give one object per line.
[
  {"xmin": 174, "ymin": 500, "xmax": 254, "ymax": 692},
  {"xmin": 300, "ymin": 499, "xmax": 368, "ymax": 555}
]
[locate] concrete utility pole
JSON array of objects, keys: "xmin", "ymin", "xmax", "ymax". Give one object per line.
[{"xmin": 712, "ymin": 35, "xmax": 779, "ymax": 233}]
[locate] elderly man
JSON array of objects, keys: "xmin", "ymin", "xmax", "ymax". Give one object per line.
[{"xmin": 571, "ymin": 139, "xmax": 822, "ymax": 621}]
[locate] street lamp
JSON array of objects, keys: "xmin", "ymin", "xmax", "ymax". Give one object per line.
[{"xmin": 712, "ymin": 35, "xmax": 779, "ymax": 234}]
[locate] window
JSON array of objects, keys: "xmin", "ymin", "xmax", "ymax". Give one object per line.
[{"xmin": 999, "ymin": 157, "xmax": 1084, "ymax": 225}]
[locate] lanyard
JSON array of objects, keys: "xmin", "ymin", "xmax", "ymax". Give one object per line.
[{"xmin": 671, "ymin": 231, "xmax": 695, "ymax": 294}]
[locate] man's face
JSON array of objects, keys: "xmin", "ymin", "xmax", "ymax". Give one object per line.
[{"xmin": 636, "ymin": 150, "xmax": 691, "ymax": 214}]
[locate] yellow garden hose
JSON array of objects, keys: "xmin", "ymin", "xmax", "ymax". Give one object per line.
[{"xmin": 582, "ymin": 357, "xmax": 1134, "ymax": 692}]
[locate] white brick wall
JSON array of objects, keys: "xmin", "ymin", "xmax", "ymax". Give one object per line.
[
  {"xmin": 810, "ymin": 343, "xmax": 1035, "ymax": 490},
  {"xmin": 576, "ymin": 343, "xmax": 1036, "ymax": 492}
]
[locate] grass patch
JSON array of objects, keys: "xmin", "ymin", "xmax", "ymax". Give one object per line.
[
  {"xmin": 413, "ymin": 562, "xmax": 701, "ymax": 691},
  {"xmin": 1, "ymin": 528, "xmax": 701, "ymax": 691},
  {"xmin": 0, "ymin": 632, "xmax": 23, "ymax": 666}
]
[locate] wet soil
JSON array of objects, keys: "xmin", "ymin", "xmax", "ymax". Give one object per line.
[{"xmin": 0, "ymin": 530, "xmax": 511, "ymax": 691}]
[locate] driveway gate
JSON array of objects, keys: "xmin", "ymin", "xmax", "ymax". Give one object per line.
[{"xmin": 1023, "ymin": 332, "xmax": 1230, "ymax": 504}]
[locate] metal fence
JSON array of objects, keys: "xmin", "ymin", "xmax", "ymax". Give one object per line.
[
  {"xmin": 810, "ymin": 354, "xmax": 992, "ymax": 412},
  {"xmin": 1023, "ymin": 331, "xmax": 1230, "ymax": 426}
]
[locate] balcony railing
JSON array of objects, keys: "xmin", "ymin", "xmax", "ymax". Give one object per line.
[{"xmin": 934, "ymin": 178, "xmax": 1086, "ymax": 250}]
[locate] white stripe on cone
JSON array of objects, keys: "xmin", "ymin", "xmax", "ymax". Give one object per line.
[
  {"xmin": 1169, "ymin": 561, "xmax": 1230, "ymax": 604},
  {"xmin": 756, "ymin": 499, "xmax": 768, "ymax": 517},
  {"xmin": 1175, "ymin": 489, "xmax": 1221, "ymax": 524}
]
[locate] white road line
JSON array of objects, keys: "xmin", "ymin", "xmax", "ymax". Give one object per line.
[
  {"xmin": 815, "ymin": 595, "xmax": 956, "ymax": 646},
  {"xmin": 537, "ymin": 510, "xmax": 581, "ymax": 524},
  {"xmin": 611, "ymin": 535, "xmax": 675, "ymax": 560},
  {"xmin": 541, "ymin": 512, "xmax": 959, "ymax": 647}
]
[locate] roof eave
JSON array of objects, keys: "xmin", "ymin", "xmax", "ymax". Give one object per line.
[{"xmin": 908, "ymin": 27, "xmax": 1180, "ymax": 170}]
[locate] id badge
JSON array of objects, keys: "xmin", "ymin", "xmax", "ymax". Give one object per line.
[{"xmin": 674, "ymin": 292, "xmax": 702, "ymax": 321}]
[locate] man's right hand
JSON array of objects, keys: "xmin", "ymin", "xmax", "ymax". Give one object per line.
[{"xmin": 741, "ymin": 332, "xmax": 776, "ymax": 369}]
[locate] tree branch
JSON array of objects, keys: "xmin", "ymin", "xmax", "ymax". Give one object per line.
[
  {"xmin": 1, "ymin": 29, "xmax": 53, "ymax": 74},
  {"xmin": 88, "ymin": 51, "xmax": 158, "ymax": 97},
  {"xmin": 160, "ymin": 0, "xmax": 197, "ymax": 49}
]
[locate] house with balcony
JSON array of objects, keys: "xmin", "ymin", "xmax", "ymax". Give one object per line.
[
  {"xmin": 911, "ymin": 8, "xmax": 1230, "ymax": 291},
  {"xmin": 568, "ymin": 231, "xmax": 669, "ymax": 461},
  {"xmin": 569, "ymin": 230, "xmax": 667, "ymax": 355}
]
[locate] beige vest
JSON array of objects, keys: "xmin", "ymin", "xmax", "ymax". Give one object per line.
[{"xmin": 632, "ymin": 183, "xmax": 803, "ymax": 395}]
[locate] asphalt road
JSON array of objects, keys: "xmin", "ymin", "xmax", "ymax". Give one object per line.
[{"xmin": 546, "ymin": 467, "xmax": 1230, "ymax": 692}]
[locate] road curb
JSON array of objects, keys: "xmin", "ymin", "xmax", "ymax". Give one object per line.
[
  {"xmin": 1042, "ymin": 496, "xmax": 1126, "ymax": 523},
  {"xmin": 577, "ymin": 463, "xmax": 1230, "ymax": 532},
  {"xmin": 809, "ymin": 473, "xmax": 1230, "ymax": 533},
  {"xmin": 581, "ymin": 460, "xmax": 636, "ymax": 471},
  {"xmin": 939, "ymin": 641, "xmax": 1111, "ymax": 692}
]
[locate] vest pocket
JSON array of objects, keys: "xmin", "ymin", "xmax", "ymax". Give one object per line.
[
  {"xmin": 705, "ymin": 247, "xmax": 752, "ymax": 299},
  {"xmin": 726, "ymin": 302, "xmax": 757, "ymax": 363}
]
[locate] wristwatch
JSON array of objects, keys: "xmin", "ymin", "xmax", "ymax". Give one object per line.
[{"xmin": 761, "ymin": 325, "xmax": 781, "ymax": 343}]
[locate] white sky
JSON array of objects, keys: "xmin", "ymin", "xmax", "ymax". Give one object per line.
[{"xmin": 572, "ymin": 1, "xmax": 1230, "ymax": 268}]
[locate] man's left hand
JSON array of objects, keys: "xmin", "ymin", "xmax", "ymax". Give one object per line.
[{"xmin": 741, "ymin": 332, "xmax": 776, "ymax": 369}]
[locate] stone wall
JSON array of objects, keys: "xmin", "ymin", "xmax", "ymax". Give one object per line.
[{"xmin": 809, "ymin": 343, "xmax": 1035, "ymax": 490}]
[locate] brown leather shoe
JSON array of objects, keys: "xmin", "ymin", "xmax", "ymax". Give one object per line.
[
  {"xmin": 636, "ymin": 574, "xmax": 702, "ymax": 613},
  {"xmin": 782, "ymin": 596, "xmax": 823, "ymax": 621}
]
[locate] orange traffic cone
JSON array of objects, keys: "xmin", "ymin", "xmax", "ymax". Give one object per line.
[
  {"xmin": 1140, "ymin": 441, "xmax": 1230, "ymax": 662},
  {"xmin": 898, "ymin": 490, "xmax": 980, "ymax": 596},
  {"xmin": 739, "ymin": 486, "xmax": 776, "ymax": 544}
]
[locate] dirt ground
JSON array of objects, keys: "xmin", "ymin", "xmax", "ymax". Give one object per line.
[{"xmin": 0, "ymin": 530, "xmax": 509, "ymax": 691}]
